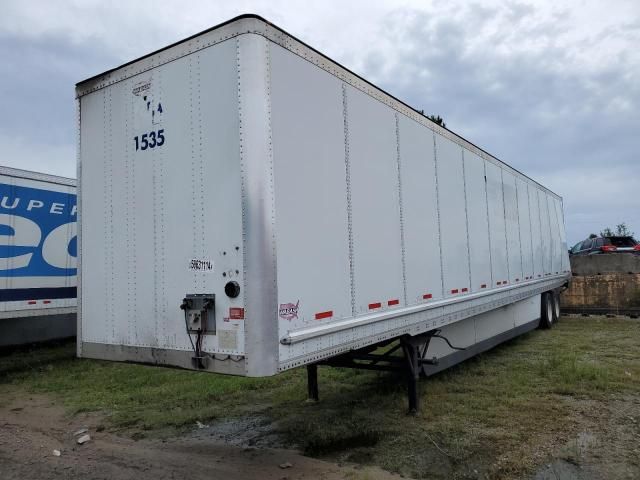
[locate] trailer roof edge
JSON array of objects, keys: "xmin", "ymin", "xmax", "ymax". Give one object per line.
[
  {"xmin": 75, "ymin": 14, "xmax": 267, "ymax": 87},
  {"xmin": 75, "ymin": 13, "xmax": 561, "ymax": 200},
  {"xmin": 0, "ymin": 165, "xmax": 76, "ymax": 187}
]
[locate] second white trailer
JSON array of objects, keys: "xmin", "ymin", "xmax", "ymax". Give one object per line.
[
  {"xmin": 77, "ymin": 15, "xmax": 570, "ymax": 407},
  {"xmin": 0, "ymin": 166, "xmax": 77, "ymax": 346}
]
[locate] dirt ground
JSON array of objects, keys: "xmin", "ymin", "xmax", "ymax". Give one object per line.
[
  {"xmin": 2, "ymin": 390, "xmax": 639, "ymax": 480},
  {"xmin": 528, "ymin": 394, "xmax": 640, "ymax": 480},
  {"xmin": 0, "ymin": 390, "xmax": 400, "ymax": 480},
  {"xmin": 1, "ymin": 316, "xmax": 639, "ymax": 479}
]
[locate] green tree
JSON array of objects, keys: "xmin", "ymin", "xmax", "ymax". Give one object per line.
[
  {"xmin": 427, "ymin": 114, "xmax": 446, "ymax": 128},
  {"xmin": 600, "ymin": 222, "xmax": 634, "ymax": 237},
  {"xmin": 417, "ymin": 110, "xmax": 447, "ymax": 128}
]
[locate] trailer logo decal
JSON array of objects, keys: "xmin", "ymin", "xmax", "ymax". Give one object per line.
[
  {"xmin": 0, "ymin": 183, "xmax": 76, "ymax": 277},
  {"xmin": 132, "ymin": 79, "xmax": 151, "ymax": 96},
  {"xmin": 279, "ymin": 300, "xmax": 299, "ymax": 321},
  {"xmin": 132, "ymin": 77, "xmax": 164, "ymax": 126}
]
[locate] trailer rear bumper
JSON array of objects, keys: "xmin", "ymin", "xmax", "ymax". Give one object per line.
[{"xmin": 79, "ymin": 342, "xmax": 246, "ymax": 376}]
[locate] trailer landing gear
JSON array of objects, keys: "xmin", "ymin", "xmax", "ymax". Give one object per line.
[
  {"xmin": 307, "ymin": 363, "xmax": 319, "ymax": 402},
  {"xmin": 306, "ymin": 331, "xmax": 464, "ymax": 413}
]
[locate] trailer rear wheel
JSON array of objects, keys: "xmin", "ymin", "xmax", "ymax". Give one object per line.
[
  {"xmin": 540, "ymin": 292, "xmax": 554, "ymax": 329},
  {"xmin": 552, "ymin": 291, "xmax": 561, "ymax": 322}
]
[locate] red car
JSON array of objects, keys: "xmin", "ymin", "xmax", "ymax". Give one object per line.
[{"xmin": 570, "ymin": 236, "xmax": 640, "ymax": 255}]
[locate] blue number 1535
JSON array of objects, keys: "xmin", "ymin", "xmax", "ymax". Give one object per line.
[{"xmin": 134, "ymin": 129, "xmax": 165, "ymax": 151}]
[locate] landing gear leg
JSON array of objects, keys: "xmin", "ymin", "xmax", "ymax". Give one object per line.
[
  {"xmin": 308, "ymin": 331, "xmax": 463, "ymax": 413},
  {"xmin": 401, "ymin": 339, "xmax": 420, "ymax": 414},
  {"xmin": 307, "ymin": 363, "xmax": 319, "ymax": 401}
]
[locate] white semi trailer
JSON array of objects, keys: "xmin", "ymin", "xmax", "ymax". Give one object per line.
[
  {"xmin": 0, "ymin": 166, "xmax": 77, "ymax": 346},
  {"xmin": 76, "ymin": 15, "xmax": 569, "ymax": 410}
]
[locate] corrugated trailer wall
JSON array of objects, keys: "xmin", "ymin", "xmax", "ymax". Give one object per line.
[
  {"xmin": 486, "ymin": 161, "xmax": 509, "ymax": 285},
  {"xmin": 436, "ymin": 135, "xmax": 470, "ymax": 298},
  {"xmin": 398, "ymin": 115, "xmax": 442, "ymax": 305},
  {"xmin": 463, "ymin": 150, "xmax": 492, "ymax": 294},
  {"xmin": 270, "ymin": 41, "xmax": 353, "ymax": 326},
  {"xmin": 269, "ymin": 37, "xmax": 568, "ymax": 366}
]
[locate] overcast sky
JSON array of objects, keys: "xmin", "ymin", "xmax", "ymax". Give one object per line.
[{"xmin": 1, "ymin": 0, "xmax": 638, "ymax": 244}]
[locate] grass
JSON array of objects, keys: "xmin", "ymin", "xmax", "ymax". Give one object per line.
[{"xmin": 2, "ymin": 316, "xmax": 639, "ymax": 479}]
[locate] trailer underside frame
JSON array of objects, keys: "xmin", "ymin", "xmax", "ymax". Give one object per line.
[
  {"xmin": 307, "ymin": 330, "xmax": 458, "ymax": 413},
  {"xmin": 306, "ymin": 316, "xmax": 542, "ymax": 413}
]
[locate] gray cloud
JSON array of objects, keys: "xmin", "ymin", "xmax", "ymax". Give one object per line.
[
  {"xmin": 0, "ymin": 32, "xmax": 117, "ymax": 176},
  {"xmin": 0, "ymin": 1, "xmax": 637, "ymax": 243},
  {"xmin": 358, "ymin": 3, "xmax": 640, "ymax": 242}
]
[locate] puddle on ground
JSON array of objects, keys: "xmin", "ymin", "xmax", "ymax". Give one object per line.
[
  {"xmin": 532, "ymin": 431, "xmax": 600, "ymax": 480},
  {"xmin": 533, "ymin": 459, "xmax": 584, "ymax": 480},
  {"xmin": 188, "ymin": 415, "xmax": 290, "ymax": 449}
]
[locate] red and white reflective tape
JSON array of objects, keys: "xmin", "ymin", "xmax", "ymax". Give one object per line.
[
  {"xmin": 368, "ymin": 302, "xmax": 382, "ymax": 310},
  {"xmin": 387, "ymin": 299, "xmax": 399, "ymax": 306},
  {"xmin": 26, "ymin": 300, "xmax": 54, "ymax": 305},
  {"xmin": 423, "ymin": 293, "xmax": 433, "ymax": 300},
  {"xmin": 315, "ymin": 310, "xmax": 333, "ymax": 320}
]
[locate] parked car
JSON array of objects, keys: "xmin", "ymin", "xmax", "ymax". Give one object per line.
[{"xmin": 570, "ymin": 236, "xmax": 640, "ymax": 255}]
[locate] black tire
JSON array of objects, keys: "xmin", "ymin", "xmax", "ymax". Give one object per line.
[
  {"xmin": 539, "ymin": 292, "xmax": 554, "ymax": 329},
  {"xmin": 552, "ymin": 291, "xmax": 561, "ymax": 322}
]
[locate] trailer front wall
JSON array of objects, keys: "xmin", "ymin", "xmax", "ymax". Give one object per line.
[{"xmin": 80, "ymin": 39, "xmax": 245, "ymax": 356}]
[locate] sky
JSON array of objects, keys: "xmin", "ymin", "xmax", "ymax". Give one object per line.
[{"xmin": 1, "ymin": 0, "xmax": 638, "ymax": 245}]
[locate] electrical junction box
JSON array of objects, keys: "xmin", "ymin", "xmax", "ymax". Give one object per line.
[{"xmin": 182, "ymin": 294, "xmax": 215, "ymax": 334}]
